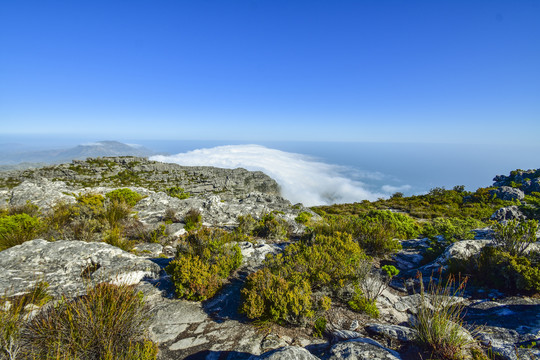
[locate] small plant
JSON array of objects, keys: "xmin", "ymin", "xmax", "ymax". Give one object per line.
[
  {"xmin": 184, "ymin": 208, "xmax": 202, "ymax": 231},
  {"xmin": 253, "ymin": 213, "xmax": 289, "ymax": 240},
  {"xmin": 348, "ymin": 287, "xmax": 379, "ymax": 318},
  {"xmin": 295, "ymin": 211, "xmax": 313, "ymax": 225},
  {"xmin": 0, "ymin": 213, "xmax": 42, "ymax": 251},
  {"xmin": 166, "ymin": 186, "xmax": 190, "ymax": 200},
  {"xmin": 103, "ymin": 226, "xmax": 134, "ymax": 251},
  {"xmin": 163, "ymin": 208, "xmax": 179, "ymax": 223},
  {"xmin": 411, "ymin": 271, "xmax": 482, "ymax": 360},
  {"xmin": 312, "ymin": 317, "xmax": 327, "ymax": 338},
  {"xmin": 491, "ymin": 219, "xmax": 538, "ymax": 257}
]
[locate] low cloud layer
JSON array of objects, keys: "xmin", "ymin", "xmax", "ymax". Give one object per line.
[{"xmin": 151, "ymin": 144, "xmax": 390, "ymax": 206}]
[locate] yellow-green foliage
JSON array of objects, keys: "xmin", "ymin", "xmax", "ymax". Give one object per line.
[
  {"xmin": 23, "ymin": 283, "xmax": 157, "ymax": 360},
  {"xmin": 0, "ymin": 213, "xmax": 42, "ymax": 251},
  {"xmin": 312, "ymin": 317, "xmax": 327, "ymax": 338},
  {"xmin": 75, "ymin": 192, "xmax": 105, "ymax": 216},
  {"xmin": 166, "ymin": 186, "xmax": 191, "ymax": 200},
  {"xmin": 491, "ymin": 219, "xmax": 538, "ymax": 257},
  {"xmin": 476, "ymin": 247, "xmax": 540, "ymax": 293},
  {"xmin": 254, "ymin": 213, "xmax": 289, "ymax": 240},
  {"xmin": 184, "ymin": 208, "xmax": 202, "ymax": 231},
  {"xmin": 106, "ymin": 188, "xmax": 143, "ymax": 207},
  {"xmin": 237, "ymin": 213, "xmax": 289, "ymax": 240},
  {"xmin": 241, "ymin": 232, "xmax": 369, "ymax": 324},
  {"xmin": 348, "ymin": 287, "xmax": 379, "ymax": 318},
  {"xmin": 166, "ymin": 255, "xmax": 222, "ymax": 301},
  {"xmin": 241, "ymin": 268, "xmax": 313, "ymax": 324},
  {"xmin": 295, "ymin": 211, "xmax": 313, "ymax": 225},
  {"xmin": 314, "ymin": 186, "xmax": 515, "ymax": 222},
  {"xmin": 310, "ymin": 214, "xmax": 402, "ymax": 256},
  {"xmin": 166, "ymin": 228, "xmax": 242, "ymax": 301},
  {"xmin": 422, "ymin": 217, "xmax": 484, "ymax": 242}
]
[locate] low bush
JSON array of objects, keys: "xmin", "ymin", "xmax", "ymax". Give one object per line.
[
  {"xmin": 183, "ymin": 208, "xmax": 202, "ymax": 232},
  {"xmin": 253, "ymin": 213, "xmax": 289, "ymax": 240},
  {"xmin": 421, "ymin": 217, "xmax": 484, "ymax": 242},
  {"xmin": 23, "ymin": 283, "xmax": 157, "ymax": 359},
  {"xmin": 0, "ymin": 213, "xmax": 42, "ymax": 251},
  {"xmin": 295, "ymin": 211, "xmax": 313, "ymax": 225},
  {"xmin": 312, "ymin": 317, "xmax": 327, "ymax": 338},
  {"xmin": 237, "ymin": 213, "xmax": 289, "ymax": 240},
  {"xmin": 166, "ymin": 228, "xmax": 242, "ymax": 301},
  {"xmin": 241, "ymin": 232, "xmax": 370, "ymax": 324},
  {"xmin": 166, "ymin": 186, "xmax": 190, "ymax": 200},
  {"xmin": 491, "ymin": 219, "xmax": 538, "ymax": 257},
  {"xmin": 105, "ymin": 188, "xmax": 143, "ymax": 207},
  {"xmin": 348, "ymin": 287, "xmax": 379, "ymax": 318},
  {"xmin": 241, "ymin": 268, "xmax": 313, "ymax": 324}
]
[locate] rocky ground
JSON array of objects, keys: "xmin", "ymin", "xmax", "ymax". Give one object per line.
[{"xmin": 0, "ymin": 159, "xmax": 539, "ymax": 360}]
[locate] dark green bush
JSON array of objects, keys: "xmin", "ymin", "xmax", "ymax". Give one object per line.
[
  {"xmin": 0, "ymin": 213, "xmax": 42, "ymax": 251},
  {"xmin": 184, "ymin": 208, "xmax": 202, "ymax": 231},
  {"xmin": 105, "ymin": 188, "xmax": 143, "ymax": 207},
  {"xmin": 166, "ymin": 228, "xmax": 242, "ymax": 301}
]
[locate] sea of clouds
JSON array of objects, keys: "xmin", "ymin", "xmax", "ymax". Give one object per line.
[{"xmin": 151, "ymin": 144, "xmax": 392, "ymax": 206}]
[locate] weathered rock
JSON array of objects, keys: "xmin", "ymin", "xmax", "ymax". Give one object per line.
[
  {"xmin": 491, "ymin": 206, "xmax": 526, "ymax": 221},
  {"xmin": 238, "ymin": 241, "xmax": 284, "ymax": 269},
  {"xmin": 8, "ymin": 179, "xmax": 75, "ymax": 210},
  {"xmin": 489, "ymin": 186, "xmax": 525, "ymax": 201},
  {"xmin": 0, "ymin": 239, "xmax": 161, "ymax": 298},
  {"xmin": 133, "ymin": 243, "xmax": 164, "ymax": 257},
  {"xmin": 365, "ymin": 324, "xmax": 418, "ymax": 342},
  {"xmin": 254, "ymin": 346, "xmax": 320, "ymax": 360},
  {"xmin": 422, "ymin": 239, "xmax": 492, "ymax": 271},
  {"xmin": 475, "ymin": 326, "xmax": 540, "ymax": 360},
  {"xmin": 327, "ymin": 338, "xmax": 401, "ymax": 359}
]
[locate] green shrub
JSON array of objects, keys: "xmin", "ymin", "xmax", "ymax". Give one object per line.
[
  {"xmin": 75, "ymin": 193, "xmax": 105, "ymax": 216},
  {"xmin": 253, "ymin": 213, "xmax": 289, "ymax": 240},
  {"xmin": 348, "ymin": 287, "xmax": 379, "ymax": 318},
  {"xmin": 166, "ymin": 228, "xmax": 242, "ymax": 301},
  {"xmin": 236, "ymin": 214, "xmax": 258, "ymax": 235},
  {"xmin": 104, "ymin": 199, "xmax": 133, "ymax": 228},
  {"xmin": 312, "ymin": 317, "xmax": 327, "ymax": 338},
  {"xmin": 241, "ymin": 268, "xmax": 313, "ymax": 324},
  {"xmin": 241, "ymin": 232, "xmax": 370, "ymax": 324},
  {"xmin": 184, "ymin": 208, "xmax": 202, "ymax": 232},
  {"xmin": 362, "ymin": 210, "xmax": 420, "ymax": 239},
  {"xmin": 491, "ymin": 219, "xmax": 538, "ymax": 257},
  {"xmin": 22, "ymin": 283, "xmax": 157, "ymax": 359},
  {"xmin": 0, "ymin": 213, "xmax": 42, "ymax": 251},
  {"xmin": 106, "ymin": 188, "xmax": 143, "ymax": 207},
  {"xmin": 295, "ymin": 211, "xmax": 313, "ymax": 225},
  {"xmin": 421, "ymin": 217, "xmax": 484, "ymax": 242},
  {"xmin": 103, "ymin": 226, "xmax": 134, "ymax": 251},
  {"xmin": 166, "ymin": 186, "xmax": 190, "ymax": 200}
]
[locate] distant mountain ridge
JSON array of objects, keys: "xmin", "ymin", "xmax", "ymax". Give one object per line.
[{"xmin": 0, "ymin": 140, "xmax": 157, "ymax": 169}]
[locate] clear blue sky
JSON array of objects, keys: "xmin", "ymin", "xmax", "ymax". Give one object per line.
[{"xmin": 1, "ymin": 0, "xmax": 539, "ymax": 143}]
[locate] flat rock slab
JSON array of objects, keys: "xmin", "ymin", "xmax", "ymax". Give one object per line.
[{"xmin": 0, "ymin": 239, "xmax": 162, "ymax": 298}]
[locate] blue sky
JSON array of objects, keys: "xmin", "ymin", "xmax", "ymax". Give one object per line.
[{"xmin": 1, "ymin": 0, "xmax": 539, "ymax": 143}]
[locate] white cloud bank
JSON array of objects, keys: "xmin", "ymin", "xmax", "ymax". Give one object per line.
[{"xmin": 151, "ymin": 144, "xmax": 389, "ymax": 206}]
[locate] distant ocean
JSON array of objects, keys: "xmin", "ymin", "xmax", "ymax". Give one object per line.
[
  {"xmin": 2, "ymin": 135, "xmax": 538, "ymax": 206},
  {"xmin": 139, "ymin": 140, "xmax": 540, "ymax": 206}
]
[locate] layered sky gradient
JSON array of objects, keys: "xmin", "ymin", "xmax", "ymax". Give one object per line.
[{"xmin": 1, "ymin": 1, "xmax": 539, "ymax": 143}]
